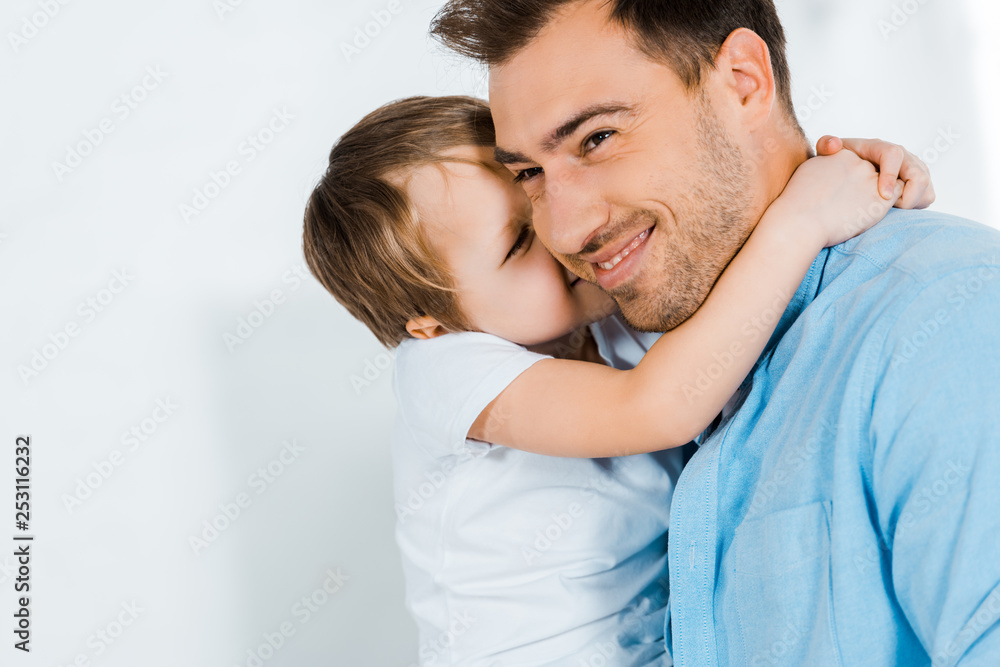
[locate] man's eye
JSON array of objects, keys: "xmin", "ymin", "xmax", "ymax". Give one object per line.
[
  {"xmin": 505, "ymin": 227, "xmax": 533, "ymax": 262},
  {"xmin": 513, "ymin": 167, "xmax": 543, "ymax": 184},
  {"xmin": 584, "ymin": 130, "xmax": 615, "ymax": 153}
]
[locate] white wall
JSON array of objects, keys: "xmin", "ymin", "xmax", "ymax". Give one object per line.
[{"xmin": 1, "ymin": 1, "xmax": 996, "ymax": 665}]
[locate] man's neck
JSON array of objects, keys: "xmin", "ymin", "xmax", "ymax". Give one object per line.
[
  {"xmin": 756, "ymin": 128, "xmax": 813, "ymax": 228},
  {"xmin": 528, "ymin": 325, "xmax": 607, "ymax": 365},
  {"xmin": 731, "ymin": 128, "xmax": 815, "ymax": 351}
]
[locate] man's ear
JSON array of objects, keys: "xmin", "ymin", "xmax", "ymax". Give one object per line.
[
  {"xmin": 405, "ymin": 315, "xmax": 448, "ymax": 340},
  {"xmin": 715, "ymin": 27, "xmax": 776, "ymax": 130}
]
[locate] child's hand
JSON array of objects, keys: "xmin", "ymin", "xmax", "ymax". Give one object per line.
[
  {"xmin": 765, "ymin": 150, "xmax": 901, "ymax": 249},
  {"xmin": 816, "ymin": 135, "xmax": 935, "ymax": 209}
]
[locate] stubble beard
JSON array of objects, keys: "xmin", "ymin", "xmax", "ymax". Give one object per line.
[{"xmin": 613, "ymin": 94, "xmax": 755, "ymax": 333}]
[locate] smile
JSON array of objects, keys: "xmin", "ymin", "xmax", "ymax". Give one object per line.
[
  {"xmin": 590, "ymin": 226, "xmax": 654, "ymax": 292},
  {"xmin": 596, "ymin": 229, "xmax": 650, "ymax": 270}
]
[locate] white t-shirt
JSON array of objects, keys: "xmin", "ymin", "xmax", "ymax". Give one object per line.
[{"xmin": 391, "ymin": 316, "xmax": 683, "ymax": 666}]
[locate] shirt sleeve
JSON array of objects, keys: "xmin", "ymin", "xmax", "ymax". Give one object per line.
[
  {"xmin": 869, "ymin": 263, "xmax": 1000, "ymax": 666},
  {"xmin": 392, "ymin": 332, "xmax": 551, "ymax": 459}
]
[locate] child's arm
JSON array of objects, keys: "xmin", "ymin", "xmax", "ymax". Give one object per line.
[{"xmin": 469, "ymin": 149, "xmax": 906, "ymax": 458}]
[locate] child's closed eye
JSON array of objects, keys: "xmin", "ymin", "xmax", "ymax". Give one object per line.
[{"xmin": 505, "ymin": 227, "xmax": 534, "ymax": 262}]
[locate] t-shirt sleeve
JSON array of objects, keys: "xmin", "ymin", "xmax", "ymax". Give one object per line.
[{"xmin": 392, "ymin": 332, "xmax": 551, "ymax": 459}]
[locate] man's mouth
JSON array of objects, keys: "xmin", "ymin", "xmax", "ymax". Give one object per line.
[
  {"xmin": 596, "ymin": 229, "xmax": 650, "ymax": 270},
  {"xmin": 589, "ymin": 227, "xmax": 654, "ymax": 290}
]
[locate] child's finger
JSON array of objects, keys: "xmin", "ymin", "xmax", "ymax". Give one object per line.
[
  {"xmin": 815, "ymin": 135, "xmax": 843, "ymax": 155},
  {"xmin": 897, "ymin": 178, "xmax": 936, "ymax": 210},
  {"xmin": 895, "ymin": 154, "xmax": 936, "ymax": 209},
  {"xmin": 875, "ymin": 147, "xmax": 906, "ymax": 200}
]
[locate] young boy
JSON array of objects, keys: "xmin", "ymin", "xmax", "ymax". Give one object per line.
[{"xmin": 303, "ymin": 96, "xmax": 933, "ymax": 665}]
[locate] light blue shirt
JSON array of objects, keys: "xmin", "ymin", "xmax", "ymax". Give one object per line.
[{"xmin": 666, "ymin": 209, "xmax": 1000, "ymax": 667}]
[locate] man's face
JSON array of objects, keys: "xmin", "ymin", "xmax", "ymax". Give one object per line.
[{"xmin": 489, "ymin": 0, "xmax": 757, "ymax": 332}]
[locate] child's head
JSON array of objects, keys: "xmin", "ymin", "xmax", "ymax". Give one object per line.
[{"xmin": 303, "ymin": 95, "xmax": 611, "ymax": 348}]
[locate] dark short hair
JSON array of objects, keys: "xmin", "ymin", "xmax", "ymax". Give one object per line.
[{"xmin": 431, "ymin": 0, "xmax": 798, "ymax": 120}]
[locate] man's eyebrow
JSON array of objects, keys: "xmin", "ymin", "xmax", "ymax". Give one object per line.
[
  {"xmin": 542, "ymin": 103, "xmax": 637, "ymax": 152},
  {"xmin": 494, "ymin": 102, "xmax": 638, "ymax": 165}
]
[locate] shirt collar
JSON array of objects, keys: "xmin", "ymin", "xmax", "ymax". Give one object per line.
[{"xmin": 762, "ymin": 247, "xmax": 832, "ymax": 359}]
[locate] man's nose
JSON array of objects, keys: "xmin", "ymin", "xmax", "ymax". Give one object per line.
[{"xmin": 535, "ymin": 167, "xmax": 608, "ymax": 258}]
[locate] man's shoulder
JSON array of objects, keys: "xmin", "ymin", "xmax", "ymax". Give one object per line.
[
  {"xmin": 791, "ymin": 209, "xmax": 1000, "ymax": 365},
  {"xmin": 833, "ymin": 208, "xmax": 1000, "ymax": 286},
  {"xmin": 817, "ymin": 209, "xmax": 1000, "ymax": 373}
]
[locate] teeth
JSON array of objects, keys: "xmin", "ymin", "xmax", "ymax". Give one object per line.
[{"xmin": 597, "ymin": 230, "xmax": 649, "ymax": 271}]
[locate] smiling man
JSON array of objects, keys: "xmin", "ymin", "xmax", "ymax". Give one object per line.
[{"xmin": 432, "ymin": 1, "xmax": 1000, "ymax": 665}]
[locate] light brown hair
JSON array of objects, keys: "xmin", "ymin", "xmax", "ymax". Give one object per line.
[
  {"xmin": 431, "ymin": 0, "xmax": 800, "ymax": 121},
  {"xmin": 302, "ymin": 96, "xmax": 496, "ymax": 347}
]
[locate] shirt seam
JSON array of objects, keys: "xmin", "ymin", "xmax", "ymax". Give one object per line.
[
  {"xmin": 829, "ymin": 227, "xmax": 953, "ymax": 290},
  {"xmin": 862, "ymin": 262, "xmax": 1000, "ymax": 551},
  {"xmin": 448, "ymin": 350, "xmax": 549, "ymax": 454}
]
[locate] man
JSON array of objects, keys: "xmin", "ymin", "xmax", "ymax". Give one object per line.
[{"xmin": 431, "ymin": 1, "xmax": 1000, "ymax": 665}]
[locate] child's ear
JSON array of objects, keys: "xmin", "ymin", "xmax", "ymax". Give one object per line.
[{"xmin": 405, "ymin": 316, "xmax": 448, "ymax": 340}]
